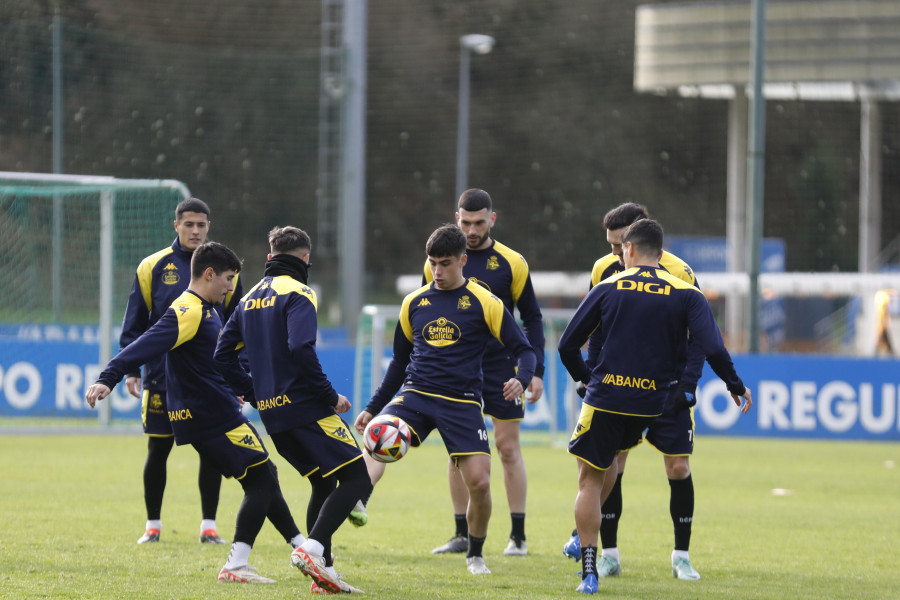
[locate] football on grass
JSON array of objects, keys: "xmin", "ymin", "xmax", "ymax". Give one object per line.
[{"xmin": 363, "ymin": 415, "xmax": 411, "ymax": 463}]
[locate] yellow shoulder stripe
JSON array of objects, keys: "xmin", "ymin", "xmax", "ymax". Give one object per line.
[
  {"xmin": 400, "ymin": 284, "xmax": 431, "ymax": 342},
  {"xmin": 491, "ymin": 241, "xmax": 529, "ymax": 302},
  {"xmin": 136, "ymin": 247, "xmax": 175, "ymax": 311},
  {"xmin": 591, "ymin": 254, "xmax": 621, "ymax": 286},
  {"xmin": 659, "ymin": 251, "xmax": 696, "ymax": 286},
  {"xmin": 270, "ymin": 275, "xmax": 318, "ymax": 310},
  {"xmin": 465, "ymin": 280, "xmax": 506, "ymax": 340},
  {"xmin": 170, "ymin": 292, "xmax": 203, "ymax": 348}
]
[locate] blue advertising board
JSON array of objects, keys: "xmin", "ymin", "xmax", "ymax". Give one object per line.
[{"xmin": 2, "ymin": 326, "xmax": 898, "ymax": 441}]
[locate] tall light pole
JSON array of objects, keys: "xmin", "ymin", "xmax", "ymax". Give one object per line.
[{"xmin": 455, "ymin": 34, "xmax": 495, "ymax": 203}]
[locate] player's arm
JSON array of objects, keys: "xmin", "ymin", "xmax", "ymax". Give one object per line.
[
  {"xmin": 558, "ymin": 289, "xmax": 603, "ymax": 387},
  {"xmin": 285, "ymin": 295, "xmax": 339, "ymax": 408},
  {"xmin": 88, "ymin": 309, "xmax": 182, "ymax": 406},
  {"xmin": 119, "ymin": 273, "xmax": 151, "ymax": 397},
  {"xmin": 362, "ymin": 321, "xmax": 413, "ymax": 417},
  {"xmin": 514, "ymin": 275, "xmax": 546, "ymax": 401},
  {"xmin": 685, "ymin": 292, "xmax": 752, "ymax": 413},
  {"xmin": 213, "ymin": 309, "xmax": 256, "ymax": 406},
  {"xmin": 485, "ymin": 298, "xmax": 536, "ymax": 401}
]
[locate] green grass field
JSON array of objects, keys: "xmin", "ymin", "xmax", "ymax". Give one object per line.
[{"xmin": 1, "ymin": 432, "xmax": 898, "ymax": 599}]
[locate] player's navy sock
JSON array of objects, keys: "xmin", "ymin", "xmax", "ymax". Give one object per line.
[
  {"xmin": 581, "ymin": 545, "xmax": 598, "ymax": 578},
  {"xmin": 198, "ymin": 454, "xmax": 221, "ymax": 521},
  {"xmin": 510, "ymin": 512, "xmax": 526, "ymax": 541},
  {"xmin": 467, "ymin": 534, "xmax": 486, "ymax": 558},
  {"xmin": 600, "ymin": 472, "xmax": 623, "ymax": 549},
  {"xmin": 454, "ymin": 514, "xmax": 468, "ymax": 538},
  {"xmin": 144, "ymin": 436, "xmax": 174, "ymax": 520},
  {"xmin": 669, "ymin": 474, "xmax": 694, "ymax": 551}
]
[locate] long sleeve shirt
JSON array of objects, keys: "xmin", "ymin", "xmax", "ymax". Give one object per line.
[
  {"xmin": 365, "ymin": 279, "xmax": 537, "ymax": 415},
  {"xmin": 423, "ymin": 239, "xmax": 545, "ymax": 378},
  {"xmin": 214, "ymin": 275, "xmax": 339, "ymax": 434},
  {"xmin": 99, "ymin": 289, "xmax": 246, "ymax": 444},
  {"xmin": 559, "ymin": 266, "xmax": 743, "ymax": 417},
  {"xmin": 119, "ymin": 238, "xmax": 241, "ymax": 390}
]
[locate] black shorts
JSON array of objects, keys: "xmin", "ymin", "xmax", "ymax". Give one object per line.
[
  {"xmin": 141, "ymin": 388, "xmax": 173, "ymax": 436},
  {"xmin": 567, "ymin": 403, "xmax": 657, "ymax": 471},
  {"xmin": 191, "ymin": 421, "xmax": 269, "ymax": 480},
  {"xmin": 622, "ymin": 404, "xmax": 695, "ymax": 456},
  {"xmin": 380, "ymin": 388, "xmax": 491, "ymax": 461},
  {"xmin": 269, "ymin": 414, "xmax": 364, "ymax": 478},
  {"xmin": 481, "ymin": 363, "xmax": 526, "ymax": 422}
]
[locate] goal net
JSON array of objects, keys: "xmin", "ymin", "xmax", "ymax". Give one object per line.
[{"xmin": 0, "ymin": 172, "xmax": 190, "ymax": 424}]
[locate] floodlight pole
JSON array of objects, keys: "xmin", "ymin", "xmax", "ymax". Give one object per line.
[
  {"xmin": 455, "ymin": 34, "xmax": 495, "ymax": 204},
  {"xmin": 746, "ymin": 0, "xmax": 767, "ymax": 353}
]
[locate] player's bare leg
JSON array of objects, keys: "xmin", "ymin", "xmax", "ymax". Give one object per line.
[
  {"xmin": 432, "ymin": 458, "xmax": 471, "ymax": 554},
  {"xmin": 493, "ymin": 418, "xmax": 528, "ymax": 555},
  {"xmin": 457, "ymin": 454, "xmax": 492, "ymax": 574}
]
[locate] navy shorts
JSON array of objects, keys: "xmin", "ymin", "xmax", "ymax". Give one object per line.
[
  {"xmin": 622, "ymin": 403, "xmax": 695, "ymax": 456},
  {"xmin": 141, "ymin": 388, "xmax": 173, "ymax": 436},
  {"xmin": 269, "ymin": 414, "xmax": 364, "ymax": 478},
  {"xmin": 190, "ymin": 421, "xmax": 269, "ymax": 480},
  {"xmin": 379, "ymin": 388, "xmax": 491, "ymax": 461},
  {"xmin": 481, "ymin": 355, "xmax": 525, "ymax": 421},
  {"xmin": 568, "ymin": 403, "xmax": 657, "ymax": 471}
]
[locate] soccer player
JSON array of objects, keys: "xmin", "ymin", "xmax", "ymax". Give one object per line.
[
  {"xmin": 86, "ymin": 242, "xmax": 308, "ymax": 584},
  {"xmin": 563, "ymin": 202, "xmax": 719, "ymax": 580},
  {"xmin": 558, "ymin": 219, "xmax": 752, "ymax": 594},
  {"xmin": 429, "ymin": 188, "xmax": 545, "ymax": 556},
  {"xmin": 354, "ymin": 224, "xmax": 537, "ymax": 576},
  {"xmin": 214, "ymin": 226, "xmax": 372, "ymax": 594},
  {"xmin": 119, "ymin": 197, "xmax": 241, "ymax": 545}
]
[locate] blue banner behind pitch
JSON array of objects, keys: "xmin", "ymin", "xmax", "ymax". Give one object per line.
[{"xmin": 1, "ymin": 329, "xmax": 898, "ymax": 441}]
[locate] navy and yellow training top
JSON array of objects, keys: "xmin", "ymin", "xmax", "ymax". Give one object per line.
[
  {"xmin": 423, "ymin": 239, "xmax": 545, "ymax": 378},
  {"xmin": 589, "ymin": 250, "xmax": 704, "ymax": 385},
  {"xmin": 558, "ymin": 266, "xmax": 743, "ymax": 417},
  {"xmin": 214, "ymin": 275, "xmax": 339, "ymax": 433},
  {"xmin": 119, "ymin": 239, "xmax": 241, "ymax": 390},
  {"xmin": 365, "ymin": 279, "xmax": 537, "ymax": 415},
  {"xmin": 98, "ymin": 289, "xmax": 246, "ymax": 444}
]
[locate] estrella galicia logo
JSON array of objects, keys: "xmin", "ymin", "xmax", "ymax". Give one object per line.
[
  {"xmin": 422, "ymin": 317, "xmax": 462, "ymax": 347},
  {"xmin": 161, "ymin": 262, "xmax": 180, "ymax": 285}
]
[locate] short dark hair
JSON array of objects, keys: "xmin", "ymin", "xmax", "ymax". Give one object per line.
[
  {"xmin": 176, "ymin": 197, "xmax": 211, "ymax": 220},
  {"xmin": 458, "ymin": 188, "xmax": 492, "ymax": 213},
  {"xmin": 603, "ymin": 202, "xmax": 648, "ymax": 231},
  {"xmin": 191, "ymin": 241, "xmax": 242, "ymax": 278},
  {"xmin": 425, "ymin": 224, "xmax": 466, "ymax": 259},
  {"xmin": 622, "ymin": 218, "xmax": 664, "ymax": 258},
  {"xmin": 268, "ymin": 226, "xmax": 311, "ymax": 255}
]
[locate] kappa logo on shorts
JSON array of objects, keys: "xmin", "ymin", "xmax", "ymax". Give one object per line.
[
  {"xmin": 239, "ymin": 434, "xmax": 256, "ymax": 447},
  {"xmin": 331, "ymin": 427, "xmax": 351, "ymax": 440}
]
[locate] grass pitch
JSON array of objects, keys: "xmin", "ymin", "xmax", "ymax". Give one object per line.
[{"xmin": 1, "ymin": 432, "xmax": 898, "ymax": 599}]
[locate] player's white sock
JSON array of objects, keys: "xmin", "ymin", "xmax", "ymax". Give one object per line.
[
  {"xmin": 300, "ymin": 538, "xmax": 325, "ymax": 558},
  {"xmin": 146, "ymin": 519, "xmax": 162, "ymax": 531},
  {"xmin": 672, "ymin": 549, "xmax": 689, "ymax": 561},
  {"xmin": 290, "ymin": 533, "xmax": 307, "ymax": 549},
  {"xmin": 200, "ymin": 519, "xmax": 216, "ymax": 532},
  {"xmin": 326, "ymin": 565, "xmax": 337, "ymax": 578},
  {"xmin": 601, "ymin": 547, "xmax": 620, "ymax": 560},
  {"xmin": 225, "ymin": 542, "xmax": 252, "ymax": 569}
]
